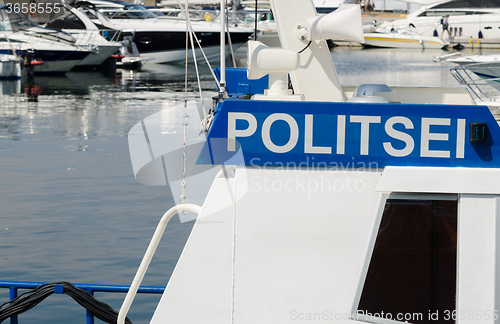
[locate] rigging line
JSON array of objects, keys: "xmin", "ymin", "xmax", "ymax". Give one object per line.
[
  {"xmin": 177, "ymin": 0, "xmax": 211, "ymax": 135},
  {"xmin": 225, "ymin": 0, "xmax": 237, "ymax": 68},
  {"xmin": 184, "ymin": 3, "xmax": 205, "ymax": 109},
  {"xmin": 179, "ymin": 0, "xmax": 189, "ymax": 205},
  {"xmin": 176, "ymin": 0, "xmax": 220, "ymax": 89},
  {"xmin": 254, "ymin": 0, "xmax": 258, "ymax": 41},
  {"xmin": 298, "ymin": 41, "xmax": 312, "ymax": 54},
  {"xmin": 187, "ymin": 12, "xmax": 209, "ymax": 133}
]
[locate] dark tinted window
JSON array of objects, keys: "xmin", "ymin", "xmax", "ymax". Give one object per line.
[
  {"xmin": 357, "ymin": 199, "xmax": 457, "ymax": 323},
  {"xmin": 433, "ymin": 0, "xmax": 500, "ymax": 8}
]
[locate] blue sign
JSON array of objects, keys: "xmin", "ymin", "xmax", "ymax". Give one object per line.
[{"xmin": 197, "ymin": 99, "xmax": 500, "ymax": 168}]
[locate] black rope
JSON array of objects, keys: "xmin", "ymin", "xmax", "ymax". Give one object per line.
[
  {"xmin": 254, "ymin": 0, "xmax": 258, "ymax": 41},
  {"xmin": 298, "ymin": 41, "xmax": 312, "ymax": 54},
  {"xmin": 0, "ymin": 282, "xmax": 132, "ymax": 324}
]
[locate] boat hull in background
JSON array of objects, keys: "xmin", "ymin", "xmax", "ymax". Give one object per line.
[{"xmin": 363, "ymin": 32, "xmax": 449, "ymax": 49}]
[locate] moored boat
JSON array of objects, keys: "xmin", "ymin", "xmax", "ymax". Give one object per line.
[
  {"xmin": 448, "ymin": 53, "xmax": 500, "ymax": 78},
  {"xmin": 41, "ymin": 2, "xmax": 122, "ymax": 67},
  {"xmin": 0, "ymin": 54, "xmax": 21, "ymax": 79},
  {"xmin": 80, "ymin": 0, "xmax": 253, "ymax": 64},
  {"xmin": 363, "ymin": 29, "xmax": 450, "ymax": 49},
  {"xmin": 380, "ymin": 0, "xmax": 500, "ymax": 40},
  {"xmin": 0, "ymin": 5, "xmax": 91, "ymax": 74}
]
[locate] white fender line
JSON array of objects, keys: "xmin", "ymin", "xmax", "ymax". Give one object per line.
[{"xmin": 117, "ymin": 203, "xmax": 202, "ymax": 324}]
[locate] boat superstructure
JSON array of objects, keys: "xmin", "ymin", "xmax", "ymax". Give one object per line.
[
  {"xmin": 380, "ymin": 0, "xmax": 500, "ymax": 40},
  {"xmin": 42, "ymin": 3, "xmax": 122, "ymax": 67},
  {"xmin": 118, "ymin": 0, "xmax": 500, "ymax": 324}
]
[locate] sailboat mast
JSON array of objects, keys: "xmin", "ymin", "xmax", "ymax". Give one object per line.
[{"xmin": 220, "ymin": 0, "xmax": 226, "ymax": 96}]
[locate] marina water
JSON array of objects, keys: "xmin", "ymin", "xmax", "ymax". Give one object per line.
[{"xmin": 0, "ymin": 46, "xmax": 492, "ymax": 323}]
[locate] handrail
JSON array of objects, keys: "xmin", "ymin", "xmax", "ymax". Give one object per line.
[
  {"xmin": 0, "ymin": 280, "xmax": 165, "ymax": 324},
  {"xmin": 450, "ymin": 63, "xmax": 500, "ymax": 102},
  {"xmin": 117, "ymin": 203, "xmax": 202, "ymax": 324},
  {"xmin": 0, "ymin": 281, "xmax": 164, "ymax": 293}
]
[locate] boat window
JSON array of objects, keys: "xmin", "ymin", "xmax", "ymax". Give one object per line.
[
  {"xmin": 3, "ymin": 9, "xmax": 38, "ymax": 32},
  {"xmin": 79, "ymin": 8, "xmax": 98, "ymax": 20},
  {"xmin": 418, "ymin": 10, "xmax": 488, "ymax": 16},
  {"xmin": 102, "ymin": 5, "xmax": 162, "ymax": 19},
  {"xmin": 356, "ymin": 199, "xmax": 457, "ymax": 323},
  {"xmin": 0, "ymin": 9, "xmax": 12, "ymax": 31},
  {"xmin": 45, "ymin": 11, "xmax": 86, "ymax": 29},
  {"xmin": 432, "ymin": 0, "xmax": 500, "ymax": 8}
]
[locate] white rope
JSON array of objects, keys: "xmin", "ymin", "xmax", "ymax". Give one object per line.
[
  {"xmin": 179, "ymin": 0, "xmax": 190, "ymax": 205},
  {"xmin": 176, "ymin": 0, "xmax": 220, "ymax": 133},
  {"xmin": 176, "ymin": 0, "xmax": 220, "ymax": 90}
]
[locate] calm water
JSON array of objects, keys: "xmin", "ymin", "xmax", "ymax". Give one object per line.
[{"xmin": 0, "ymin": 46, "xmax": 492, "ymax": 323}]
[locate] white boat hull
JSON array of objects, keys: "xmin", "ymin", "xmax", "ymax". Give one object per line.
[
  {"xmin": 0, "ymin": 55, "xmax": 21, "ymax": 79},
  {"xmin": 77, "ymin": 44, "xmax": 121, "ymax": 66},
  {"xmin": 140, "ymin": 43, "xmax": 244, "ymax": 64},
  {"xmin": 363, "ymin": 33, "xmax": 449, "ymax": 49}
]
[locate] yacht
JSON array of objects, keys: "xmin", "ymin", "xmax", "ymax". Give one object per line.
[
  {"xmin": 42, "ymin": 3, "xmax": 122, "ymax": 67},
  {"xmin": 379, "ymin": 0, "xmax": 500, "ymax": 39},
  {"xmin": 0, "ymin": 6, "xmax": 91, "ymax": 73},
  {"xmin": 0, "ymin": 34, "xmax": 91, "ymax": 73},
  {"xmin": 314, "ymin": 0, "xmax": 344, "ymax": 13},
  {"xmin": 79, "ymin": 0, "xmax": 253, "ymax": 63},
  {"xmin": 363, "ymin": 28, "xmax": 450, "ymax": 48}
]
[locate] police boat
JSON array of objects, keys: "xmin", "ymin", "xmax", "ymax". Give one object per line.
[{"xmin": 120, "ymin": 1, "xmax": 500, "ymax": 323}]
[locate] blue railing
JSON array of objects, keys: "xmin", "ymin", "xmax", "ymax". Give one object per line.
[{"xmin": 0, "ymin": 280, "xmax": 165, "ymax": 324}]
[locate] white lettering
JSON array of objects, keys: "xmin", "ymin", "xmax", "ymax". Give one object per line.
[
  {"xmin": 456, "ymin": 119, "xmax": 466, "ymax": 159},
  {"xmin": 421, "ymin": 118, "xmax": 450, "ymax": 158},
  {"xmin": 337, "ymin": 115, "xmax": 345, "ymax": 155},
  {"xmin": 227, "ymin": 112, "xmax": 257, "ymax": 151},
  {"xmin": 383, "ymin": 116, "xmax": 414, "ymax": 157},
  {"xmin": 305, "ymin": 115, "xmax": 331, "ymax": 154},
  {"xmin": 350, "ymin": 115, "xmax": 381, "ymax": 155},
  {"xmin": 262, "ymin": 113, "xmax": 299, "ymax": 153}
]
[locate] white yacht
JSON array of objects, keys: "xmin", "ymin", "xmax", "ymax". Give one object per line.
[
  {"xmin": 0, "ymin": 8, "xmax": 91, "ymax": 73},
  {"xmin": 42, "ymin": 3, "xmax": 122, "ymax": 67},
  {"xmin": 363, "ymin": 28, "xmax": 449, "ymax": 48},
  {"xmin": 0, "ymin": 4, "xmax": 98, "ymax": 73},
  {"xmin": 80, "ymin": 0, "xmax": 253, "ymax": 63},
  {"xmin": 380, "ymin": 0, "xmax": 500, "ymax": 40}
]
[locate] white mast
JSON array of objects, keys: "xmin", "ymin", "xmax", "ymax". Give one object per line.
[{"xmin": 220, "ymin": 0, "xmax": 227, "ymax": 96}]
